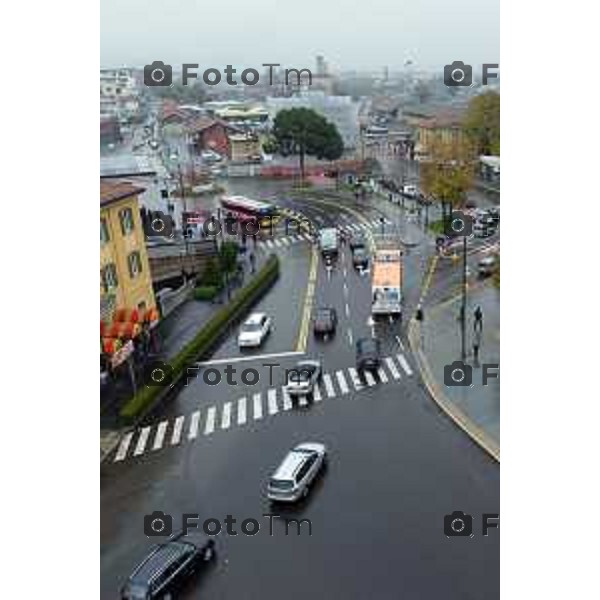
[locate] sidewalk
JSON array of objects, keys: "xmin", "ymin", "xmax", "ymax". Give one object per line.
[
  {"xmin": 100, "ymin": 249, "xmax": 268, "ymax": 462},
  {"xmin": 409, "ymin": 283, "xmax": 500, "ymax": 460}
]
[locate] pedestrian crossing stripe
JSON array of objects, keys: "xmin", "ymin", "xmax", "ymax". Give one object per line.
[{"xmin": 112, "ymin": 353, "xmax": 415, "ymax": 463}]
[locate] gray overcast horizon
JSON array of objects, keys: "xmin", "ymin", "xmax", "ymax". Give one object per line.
[{"xmin": 101, "ymin": 0, "xmax": 498, "ymax": 73}]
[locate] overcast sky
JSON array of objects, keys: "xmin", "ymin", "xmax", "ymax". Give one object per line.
[{"xmin": 101, "ymin": 0, "xmax": 498, "ymax": 72}]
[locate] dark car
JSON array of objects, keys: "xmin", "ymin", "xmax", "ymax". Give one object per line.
[
  {"xmin": 352, "ymin": 247, "xmax": 369, "ymax": 269},
  {"xmin": 349, "ymin": 234, "xmax": 366, "ymax": 251},
  {"xmin": 356, "ymin": 337, "xmax": 381, "ymax": 372},
  {"xmin": 313, "ymin": 307, "xmax": 337, "ymax": 337},
  {"xmin": 121, "ymin": 532, "xmax": 215, "ymax": 599}
]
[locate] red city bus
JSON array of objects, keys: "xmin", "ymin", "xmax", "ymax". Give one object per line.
[{"xmin": 220, "ymin": 195, "xmax": 279, "ymax": 230}]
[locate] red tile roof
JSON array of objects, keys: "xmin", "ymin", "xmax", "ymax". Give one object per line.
[{"xmin": 100, "ymin": 180, "xmax": 145, "ymax": 207}]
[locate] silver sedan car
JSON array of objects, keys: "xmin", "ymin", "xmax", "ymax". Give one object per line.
[{"xmin": 283, "ymin": 360, "xmax": 322, "ymax": 396}]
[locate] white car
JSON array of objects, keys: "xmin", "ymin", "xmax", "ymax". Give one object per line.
[
  {"xmin": 284, "ymin": 360, "xmax": 322, "ymax": 396},
  {"xmin": 267, "ymin": 442, "xmax": 327, "ymax": 502},
  {"xmin": 238, "ymin": 313, "xmax": 271, "ymax": 348}
]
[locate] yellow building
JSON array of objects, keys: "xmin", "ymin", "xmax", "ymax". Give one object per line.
[
  {"xmin": 100, "ymin": 180, "xmax": 156, "ymax": 322},
  {"xmin": 228, "ymin": 132, "xmax": 262, "ymax": 163},
  {"xmin": 414, "ymin": 110, "xmax": 468, "ymax": 160}
]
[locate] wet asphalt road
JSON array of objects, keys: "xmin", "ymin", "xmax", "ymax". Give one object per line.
[{"xmin": 101, "ymin": 190, "xmax": 499, "ymax": 599}]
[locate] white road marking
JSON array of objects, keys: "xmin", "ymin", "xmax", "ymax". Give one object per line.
[
  {"xmin": 204, "ymin": 406, "xmax": 216, "ymax": 435},
  {"xmin": 266, "ymin": 240, "xmax": 274, "ymax": 249},
  {"xmin": 364, "ymin": 370, "xmax": 377, "ymax": 386},
  {"xmin": 171, "ymin": 415, "xmax": 184, "ymax": 445},
  {"xmin": 282, "ymin": 388, "xmax": 293, "ymax": 410},
  {"xmin": 343, "ymin": 281, "xmax": 348, "ymax": 294},
  {"xmin": 196, "ymin": 350, "xmax": 304, "ymax": 367},
  {"xmin": 348, "ymin": 367, "xmax": 363, "ymax": 390},
  {"xmin": 336, "ymin": 370, "xmax": 350, "ymax": 394},
  {"xmin": 253, "ymin": 393, "xmax": 263, "ymax": 420},
  {"xmin": 188, "ymin": 411, "xmax": 200, "ymax": 440},
  {"xmin": 221, "ymin": 402, "xmax": 231, "ymax": 429},
  {"xmin": 385, "ymin": 357, "xmax": 401, "ymax": 380},
  {"xmin": 114, "ymin": 431, "xmax": 134, "ymax": 462},
  {"xmin": 345, "ymin": 303, "xmax": 350, "ymax": 317},
  {"xmin": 133, "ymin": 426, "xmax": 151, "ymax": 456},
  {"xmin": 281, "ymin": 238, "xmax": 290, "ymax": 246},
  {"xmin": 347, "ymin": 328, "xmax": 353, "ymax": 345},
  {"xmin": 312, "ymin": 384, "xmax": 322, "ymax": 402},
  {"xmin": 397, "ymin": 353, "xmax": 414, "ymax": 376},
  {"xmin": 377, "ymin": 367, "xmax": 389, "ymax": 384},
  {"xmin": 395, "ymin": 335, "xmax": 406, "ymax": 351},
  {"xmin": 237, "ymin": 397, "xmax": 247, "ymax": 425},
  {"xmin": 153, "ymin": 421, "xmax": 168, "ymax": 450},
  {"xmin": 274, "ymin": 239, "xmax": 283, "ymax": 248},
  {"xmin": 323, "ymin": 373, "xmax": 336, "ymax": 397},
  {"xmin": 267, "ymin": 388, "xmax": 279, "ymax": 415}
]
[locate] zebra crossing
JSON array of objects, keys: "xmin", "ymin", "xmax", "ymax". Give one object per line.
[
  {"xmin": 254, "ymin": 219, "xmax": 392, "ymax": 253},
  {"xmin": 112, "ymin": 353, "xmax": 414, "ymax": 464}
]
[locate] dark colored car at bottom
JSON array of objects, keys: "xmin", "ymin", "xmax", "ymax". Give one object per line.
[
  {"xmin": 352, "ymin": 247, "xmax": 369, "ymax": 269},
  {"xmin": 313, "ymin": 307, "xmax": 337, "ymax": 337},
  {"xmin": 121, "ymin": 532, "xmax": 215, "ymax": 599},
  {"xmin": 356, "ymin": 337, "xmax": 381, "ymax": 372}
]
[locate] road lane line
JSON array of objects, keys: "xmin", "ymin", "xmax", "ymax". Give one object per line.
[
  {"xmin": 377, "ymin": 367, "xmax": 389, "ymax": 384},
  {"xmin": 312, "ymin": 384, "xmax": 322, "ymax": 402},
  {"xmin": 196, "ymin": 350, "xmax": 304, "ymax": 367},
  {"xmin": 323, "ymin": 373, "xmax": 336, "ymax": 398},
  {"xmin": 221, "ymin": 402, "xmax": 231, "ymax": 430},
  {"xmin": 188, "ymin": 411, "xmax": 200, "ymax": 440},
  {"xmin": 336, "ymin": 370, "xmax": 350, "ymax": 394},
  {"xmin": 397, "ymin": 353, "xmax": 414, "ymax": 376},
  {"xmin": 153, "ymin": 421, "xmax": 168, "ymax": 450},
  {"xmin": 204, "ymin": 406, "xmax": 216, "ymax": 435},
  {"xmin": 171, "ymin": 416, "xmax": 184, "ymax": 445},
  {"xmin": 114, "ymin": 431, "xmax": 134, "ymax": 462},
  {"xmin": 348, "ymin": 367, "xmax": 363, "ymax": 390},
  {"xmin": 267, "ymin": 388, "xmax": 279, "ymax": 415},
  {"xmin": 282, "ymin": 388, "xmax": 293, "ymax": 410},
  {"xmin": 385, "ymin": 357, "xmax": 401, "ymax": 379},
  {"xmin": 237, "ymin": 397, "xmax": 247, "ymax": 425},
  {"xmin": 364, "ymin": 371, "xmax": 377, "ymax": 386},
  {"xmin": 133, "ymin": 427, "xmax": 151, "ymax": 456},
  {"xmin": 345, "ymin": 303, "xmax": 350, "ymax": 317},
  {"xmin": 253, "ymin": 393, "xmax": 263, "ymax": 420}
]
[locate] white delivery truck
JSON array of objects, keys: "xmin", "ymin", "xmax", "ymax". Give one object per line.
[{"xmin": 371, "ymin": 236, "xmax": 403, "ymax": 317}]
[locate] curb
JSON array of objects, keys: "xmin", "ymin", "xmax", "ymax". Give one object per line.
[
  {"xmin": 100, "ymin": 430, "xmax": 126, "ymax": 464},
  {"xmin": 408, "ymin": 320, "xmax": 500, "ymax": 462}
]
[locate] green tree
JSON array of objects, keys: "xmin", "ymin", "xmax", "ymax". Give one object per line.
[
  {"xmin": 420, "ymin": 136, "xmax": 476, "ymax": 223},
  {"xmin": 272, "ymin": 108, "xmax": 344, "ymax": 178},
  {"xmin": 463, "ymin": 91, "xmax": 500, "ymax": 155},
  {"xmin": 219, "ymin": 241, "xmax": 239, "ymax": 273}
]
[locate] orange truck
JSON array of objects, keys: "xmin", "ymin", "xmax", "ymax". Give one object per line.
[{"xmin": 371, "ymin": 237, "xmax": 403, "ymax": 317}]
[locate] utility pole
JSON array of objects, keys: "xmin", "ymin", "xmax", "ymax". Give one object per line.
[{"xmin": 461, "ymin": 235, "xmax": 467, "ymax": 359}]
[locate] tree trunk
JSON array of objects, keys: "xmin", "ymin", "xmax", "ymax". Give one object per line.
[{"xmin": 299, "ymin": 146, "xmax": 305, "ymax": 181}]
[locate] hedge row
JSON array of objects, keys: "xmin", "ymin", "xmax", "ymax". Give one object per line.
[{"xmin": 119, "ymin": 254, "xmax": 280, "ymax": 423}]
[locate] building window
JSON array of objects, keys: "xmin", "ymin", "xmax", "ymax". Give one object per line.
[
  {"xmin": 119, "ymin": 207, "xmax": 135, "ymax": 236},
  {"xmin": 101, "ymin": 263, "xmax": 119, "ymax": 292},
  {"xmin": 128, "ymin": 251, "xmax": 143, "ymax": 278},
  {"xmin": 100, "ymin": 218, "xmax": 110, "ymax": 245}
]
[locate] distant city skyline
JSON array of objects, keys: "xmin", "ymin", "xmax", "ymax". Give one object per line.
[{"xmin": 101, "ymin": 0, "xmax": 499, "ymax": 73}]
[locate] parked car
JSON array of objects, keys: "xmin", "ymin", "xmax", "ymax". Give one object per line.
[
  {"xmin": 267, "ymin": 442, "xmax": 327, "ymax": 502},
  {"xmin": 356, "ymin": 337, "xmax": 381, "ymax": 372},
  {"xmin": 284, "ymin": 360, "xmax": 322, "ymax": 396},
  {"xmin": 352, "ymin": 246, "xmax": 369, "ymax": 269},
  {"xmin": 473, "ymin": 221, "xmax": 496, "ymax": 238},
  {"xmin": 120, "ymin": 532, "xmax": 215, "ymax": 600},
  {"xmin": 478, "ymin": 255, "xmax": 499, "ymax": 278},
  {"xmin": 349, "ymin": 234, "xmax": 366, "ymax": 251},
  {"xmin": 238, "ymin": 313, "xmax": 271, "ymax": 348},
  {"xmin": 313, "ymin": 307, "xmax": 337, "ymax": 337}
]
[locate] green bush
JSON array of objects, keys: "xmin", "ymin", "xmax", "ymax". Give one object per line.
[
  {"xmin": 119, "ymin": 255, "xmax": 280, "ymax": 423},
  {"xmin": 219, "ymin": 241, "xmax": 239, "ymax": 273},
  {"xmin": 194, "ymin": 286, "xmax": 219, "ymax": 301},
  {"xmin": 200, "ymin": 257, "xmax": 224, "ymax": 289}
]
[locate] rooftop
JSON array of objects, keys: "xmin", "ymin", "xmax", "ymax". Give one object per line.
[{"xmin": 100, "ymin": 180, "xmax": 145, "ymax": 207}]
